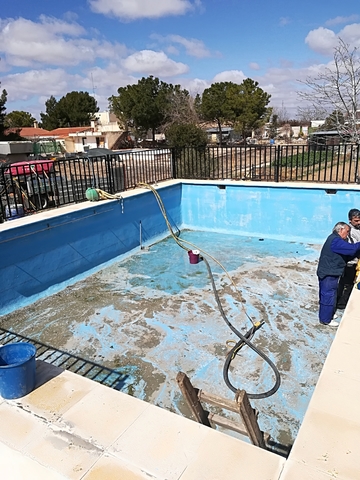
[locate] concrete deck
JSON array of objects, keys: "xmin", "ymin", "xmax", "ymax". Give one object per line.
[{"xmin": 1, "ymin": 287, "xmax": 359, "ymax": 479}]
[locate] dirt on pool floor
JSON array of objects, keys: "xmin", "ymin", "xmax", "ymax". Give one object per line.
[{"xmin": 0, "ymin": 230, "xmax": 336, "ymax": 447}]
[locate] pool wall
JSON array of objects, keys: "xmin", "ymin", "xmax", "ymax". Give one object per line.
[
  {"xmin": 181, "ymin": 183, "xmax": 359, "ymax": 243},
  {"xmin": 0, "ymin": 184, "xmax": 182, "ymax": 314},
  {"xmin": 1, "ymin": 181, "xmax": 359, "ymax": 314}
]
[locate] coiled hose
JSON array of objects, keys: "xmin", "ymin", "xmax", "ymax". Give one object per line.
[
  {"xmin": 138, "ymin": 182, "xmax": 281, "ymax": 399},
  {"xmin": 201, "ymin": 256, "xmax": 281, "ymax": 399}
]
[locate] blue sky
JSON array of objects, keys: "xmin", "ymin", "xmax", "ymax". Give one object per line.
[{"xmin": 1, "ymin": 0, "xmax": 359, "ymax": 120}]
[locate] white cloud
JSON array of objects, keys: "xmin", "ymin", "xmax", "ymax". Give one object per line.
[
  {"xmin": 0, "ymin": 17, "xmax": 127, "ymax": 67},
  {"xmin": 151, "ymin": 34, "xmax": 211, "ymax": 58},
  {"xmin": 339, "ymin": 24, "xmax": 360, "ymax": 47},
  {"xmin": 279, "ymin": 17, "xmax": 290, "ymax": 27},
  {"xmin": 249, "ymin": 62, "xmax": 260, "ymax": 71},
  {"xmin": 122, "ymin": 50, "xmax": 188, "ymax": 76},
  {"xmin": 180, "ymin": 78, "xmax": 209, "ymax": 95},
  {"xmin": 325, "ymin": 15, "xmax": 359, "ymax": 26},
  {"xmin": 305, "ymin": 27, "xmax": 338, "ymax": 55},
  {"xmin": 89, "ymin": 0, "xmax": 195, "ymax": 20},
  {"xmin": 212, "ymin": 70, "xmax": 246, "ymax": 83},
  {"xmin": 3, "ymin": 69, "xmax": 71, "ymax": 102},
  {"xmin": 305, "ymin": 24, "xmax": 360, "ymax": 56}
]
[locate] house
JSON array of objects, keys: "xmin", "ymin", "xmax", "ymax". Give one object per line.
[
  {"xmin": 56, "ymin": 112, "xmax": 123, "ymax": 153},
  {"xmin": 205, "ymin": 127, "xmax": 243, "ymax": 145}
]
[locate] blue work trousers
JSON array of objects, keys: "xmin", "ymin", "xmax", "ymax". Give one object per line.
[{"xmin": 318, "ymin": 276, "xmax": 339, "ymax": 324}]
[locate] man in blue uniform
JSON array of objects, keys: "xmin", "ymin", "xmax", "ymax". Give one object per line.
[{"xmin": 317, "ymin": 222, "xmax": 360, "ymax": 327}]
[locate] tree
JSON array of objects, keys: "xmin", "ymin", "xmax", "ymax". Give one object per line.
[
  {"xmin": 166, "ymin": 123, "xmax": 207, "ymax": 149},
  {"xmin": 200, "ymin": 80, "xmax": 271, "ymax": 143},
  {"xmin": 109, "ymin": 76, "xmax": 178, "ymax": 143},
  {"xmin": 57, "ymin": 91, "xmax": 98, "ymax": 127},
  {"xmin": 232, "ymin": 79, "xmax": 272, "ymax": 139},
  {"xmin": 268, "ymin": 113, "xmax": 279, "ymax": 139},
  {"xmin": 273, "ymin": 104, "xmax": 290, "ymax": 125},
  {"xmin": 0, "ymin": 85, "xmax": 7, "ymax": 139},
  {"xmin": 40, "ymin": 92, "xmax": 99, "ymax": 130},
  {"xmin": 163, "ymin": 86, "xmax": 199, "ymax": 130},
  {"xmin": 166, "ymin": 123, "xmax": 210, "ymax": 179},
  {"xmin": 297, "ymin": 38, "xmax": 360, "ymax": 143},
  {"xmin": 199, "ymin": 82, "xmax": 234, "ymax": 144},
  {"xmin": 322, "ymin": 110, "xmax": 345, "ymax": 131},
  {"xmin": 5, "ymin": 110, "xmax": 36, "ymax": 128},
  {"xmin": 40, "ymin": 96, "xmax": 60, "ymax": 130}
]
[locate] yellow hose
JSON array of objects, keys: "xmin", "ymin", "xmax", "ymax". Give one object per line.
[{"xmin": 95, "ymin": 188, "xmax": 123, "ymax": 200}]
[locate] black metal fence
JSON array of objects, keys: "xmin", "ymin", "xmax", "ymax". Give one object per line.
[
  {"xmin": 173, "ymin": 144, "xmax": 360, "ymax": 183},
  {"xmin": 1, "ymin": 144, "xmax": 359, "ymax": 221},
  {"xmin": 0, "ymin": 149, "xmax": 173, "ymax": 221}
]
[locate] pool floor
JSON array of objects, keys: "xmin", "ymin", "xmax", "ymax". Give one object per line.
[{"xmin": 0, "ymin": 230, "xmax": 335, "ymax": 447}]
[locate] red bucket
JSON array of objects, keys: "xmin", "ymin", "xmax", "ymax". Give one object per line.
[{"xmin": 188, "ymin": 250, "xmax": 200, "ymax": 264}]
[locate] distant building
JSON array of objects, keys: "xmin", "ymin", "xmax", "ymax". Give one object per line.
[
  {"xmin": 205, "ymin": 127, "xmax": 243, "ymax": 145},
  {"xmin": 4, "ymin": 112, "xmax": 125, "ymax": 155},
  {"xmin": 311, "ymin": 120, "xmax": 326, "ymax": 128},
  {"xmin": 64, "ymin": 112, "xmax": 123, "ymax": 153},
  {"xmin": 308, "ymin": 130, "xmax": 342, "ymax": 149}
]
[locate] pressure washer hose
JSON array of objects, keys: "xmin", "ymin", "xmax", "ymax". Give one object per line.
[{"xmin": 138, "ymin": 182, "xmax": 281, "ymax": 399}]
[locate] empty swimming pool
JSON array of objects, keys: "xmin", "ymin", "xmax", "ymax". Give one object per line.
[
  {"xmin": 1, "ymin": 227, "xmax": 335, "ymax": 446},
  {"xmin": 1, "ymin": 180, "xmax": 358, "ymax": 447}
]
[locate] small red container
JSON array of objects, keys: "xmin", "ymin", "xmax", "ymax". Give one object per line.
[{"xmin": 188, "ymin": 250, "xmax": 200, "ymax": 264}]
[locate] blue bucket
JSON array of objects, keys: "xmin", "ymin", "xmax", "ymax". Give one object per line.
[{"xmin": 0, "ymin": 343, "xmax": 37, "ymax": 399}]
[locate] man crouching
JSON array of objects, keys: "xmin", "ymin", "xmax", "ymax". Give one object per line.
[{"xmin": 317, "ymin": 222, "xmax": 360, "ymax": 327}]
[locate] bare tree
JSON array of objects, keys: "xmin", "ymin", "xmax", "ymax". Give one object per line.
[
  {"xmin": 162, "ymin": 89, "xmax": 200, "ymax": 131},
  {"xmin": 297, "ymin": 38, "xmax": 360, "ymax": 143},
  {"xmin": 272, "ymin": 103, "xmax": 289, "ymax": 125},
  {"xmin": 297, "ymin": 105, "xmax": 323, "ymax": 124}
]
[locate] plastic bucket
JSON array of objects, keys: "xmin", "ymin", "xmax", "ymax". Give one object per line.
[
  {"xmin": 188, "ymin": 250, "xmax": 200, "ymax": 264},
  {"xmin": 5, "ymin": 204, "xmax": 25, "ymax": 221},
  {"xmin": 0, "ymin": 343, "xmax": 37, "ymax": 399}
]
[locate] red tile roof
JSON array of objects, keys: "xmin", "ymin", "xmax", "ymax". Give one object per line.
[
  {"xmin": 5, "ymin": 127, "xmax": 53, "ymax": 137},
  {"xmin": 49, "ymin": 127, "xmax": 92, "ymax": 138}
]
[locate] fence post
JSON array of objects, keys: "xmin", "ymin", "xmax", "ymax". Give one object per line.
[
  {"xmin": 274, "ymin": 145, "xmax": 281, "ymax": 182},
  {"xmin": 355, "ymin": 145, "xmax": 360, "ymax": 184},
  {"xmin": 171, "ymin": 148, "xmax": 177, "ymax": 180},
  {"xmin": 105, "ymin": 155, "xmax": 114, "ymax": 194}
]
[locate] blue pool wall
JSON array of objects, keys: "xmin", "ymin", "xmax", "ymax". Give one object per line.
[
  {"xmin": 0, "ymin": 184, "xmax": 182, "ymax": 314},
  {"xmin": 181, "ymin": 182, "xmax": 360, "ymax": 243},
  {"xmin": 0, "ymin": 181, "xmax": 359, "ymax": 314}
]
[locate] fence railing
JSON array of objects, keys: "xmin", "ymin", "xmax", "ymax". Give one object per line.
[
  {"xmin": 1, "ymin": 144, "xmax": 359, "ymax": 221},
  {"xmin": 173, "ymin": 144, "xmax": 360, "ymax": 183},
  {"xmin": 0, "ymin": 149, "xmax": 173, "ymax": 221}
]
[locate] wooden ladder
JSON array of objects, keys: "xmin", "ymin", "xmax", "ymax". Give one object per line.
[{"xmin": 176, "ymin": 371, "xmax": 268, "ymax": 449}]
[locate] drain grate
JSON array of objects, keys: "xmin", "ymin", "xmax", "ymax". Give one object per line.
[{"xmin": 0, "ymin": 328, "xmax": 129, "ymax": 391}]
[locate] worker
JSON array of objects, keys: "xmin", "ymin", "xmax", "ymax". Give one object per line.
[
  {"xmin": 317, "ymin": 222, "xmax": 360, "ymax": 327},
  {"xmin": 337, "ymin": 209, "xmax": 360, "ymax": 309}
]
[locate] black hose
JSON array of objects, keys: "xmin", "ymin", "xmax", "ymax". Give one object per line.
[{"xmin": 202, "ymin": 256, "xmax": 281, "ymax": 399}]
